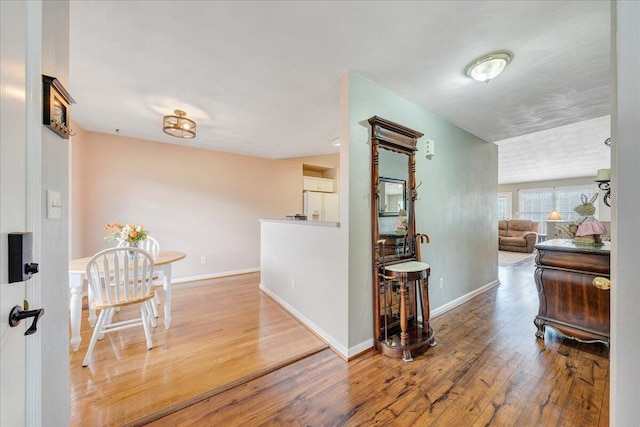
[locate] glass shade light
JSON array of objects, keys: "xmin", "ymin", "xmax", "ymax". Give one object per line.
[
  {"xmin": 548, "ymin": 210, "xmax": 563, "ymax": 221},
  {"xmin": 465, "ymin": 51, "xmax": 512, "ymax": 83},
  {"xmin": 595, "ymin": 168, "xmax": 611, "ymax": 207},
  {"xmin": 595, "ymin": 168, "xmax": 611, "ymax": 182},
  {"xmin": 163, "ymin": 110, "xmax": 196, "ymax": 139}
]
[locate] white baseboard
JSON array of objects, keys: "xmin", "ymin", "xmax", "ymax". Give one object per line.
[
  {"xmin": 259, "ymin": 279, "xmax": 500, "ymax": 360},
  {"xmin": 259, "ymin": 283, "xmax": 349, "ymax": 359},
  {"xmin": 348, "ymin": 339, "xmax": 374, "ymax": 358},
  {"xmin": 173, "ymin": 267, "xmax": 260, "ymax": 285},
  {"xmin": 431, "ymin": 279, "xmax": 500, "ymax": 318}
]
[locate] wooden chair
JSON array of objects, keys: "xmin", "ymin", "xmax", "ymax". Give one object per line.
[{"xmin": 82, "ymin": 247, "xmax": 155, "ymax": 367}]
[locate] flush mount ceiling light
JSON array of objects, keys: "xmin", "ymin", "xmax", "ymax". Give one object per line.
[
  {"xmin": 465, "ymin": 51, "xmax": 512, "ymax": 83},
  {"xmin": 163, "ymin": 110, "xmax": 196, "ymax": 139}
]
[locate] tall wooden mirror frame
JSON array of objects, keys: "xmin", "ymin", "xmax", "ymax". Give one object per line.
[
  {"xmin": 369, "ymin": 116, "xmax": 423, "ymax": 266},
  {"xmin": 369, "ymin": 116, "xmax": 424, "ymax": 353}
]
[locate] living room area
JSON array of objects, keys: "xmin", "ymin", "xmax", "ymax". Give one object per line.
[{"xmin": 496, "ymin": 114, "xmax": 611, "ymax": 261}]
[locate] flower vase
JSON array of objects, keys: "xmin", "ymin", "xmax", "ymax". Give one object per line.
[{"xmin": 127, "ymin": 242, "xmax": 138, "ymax": 259}]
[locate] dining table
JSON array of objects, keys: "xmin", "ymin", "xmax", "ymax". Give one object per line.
[{"xmin": 68, "ymin": 249, "xmax": 186, "ymax": 351}]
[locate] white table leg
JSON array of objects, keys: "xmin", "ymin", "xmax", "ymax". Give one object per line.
[
  {"xmin": 69, "ymin": 273, "xmax": 83, "ymax": 352},
  {"xmin": 162, "ymin": 264, "xmax": 172, "ymax": 329},
  {"xmin": 87, "ymin": 284, "xmax": 97, "ymax": 327}
]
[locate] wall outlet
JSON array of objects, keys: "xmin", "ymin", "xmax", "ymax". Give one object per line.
[
  {"xmin": 201, "ymin": 257, "xmax": 206, "ymax": 264},
  {"xmin": 290, "ymin": 279, "xmax": 295, "ymax": 290},
  {"xmin": 440, "ymin": 277, "xmax": 444, "ymax": 289}
]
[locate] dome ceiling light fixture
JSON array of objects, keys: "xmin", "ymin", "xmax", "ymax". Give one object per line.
[
  {"xmin": 465, "ymin": 51, "xmax": 512, "ymax": 83},
  {"xmin": 163, "ymin": 109, "xmax": 196, "ymax": 139}
]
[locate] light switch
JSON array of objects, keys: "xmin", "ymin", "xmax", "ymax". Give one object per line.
[{"xmin": 47, "ymin": 190, "xmax": 61, "ymax": 219}]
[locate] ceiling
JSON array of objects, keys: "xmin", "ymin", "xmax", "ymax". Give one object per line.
[
  {"xmin": 496, "ymin": 115, "xmax": 611, "ymax": 184},
  {"xmin": 69, "ymin": 1, "xmax": 611, "ymax": 179}
]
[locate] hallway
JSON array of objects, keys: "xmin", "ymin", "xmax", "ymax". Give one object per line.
[{"xmin": 150, "ymin": 257, "xmax": 609, "ymax": 426}]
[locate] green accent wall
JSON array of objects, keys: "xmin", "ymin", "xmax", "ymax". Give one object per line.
[{"xmin": 346, "ymin": 72, "xmax": 499, "ymax": 348}]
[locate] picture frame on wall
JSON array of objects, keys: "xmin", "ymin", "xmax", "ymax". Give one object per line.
[{"xmin": 43, "ymin": 74, "xmax": 75, "ymax": 139}]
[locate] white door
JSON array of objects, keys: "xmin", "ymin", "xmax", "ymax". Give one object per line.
[{"xmin": 1, "ymin": 1, "xmax": 42, "ymax": 425}]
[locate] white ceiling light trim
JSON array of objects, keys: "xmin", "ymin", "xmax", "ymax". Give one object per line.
[{"xmin": 465, "ymin": 51, "xmax": 512, "ymax": 83}]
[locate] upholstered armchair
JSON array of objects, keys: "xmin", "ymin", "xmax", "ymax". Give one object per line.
[{"xmin": 498, "ymin": 219, "xmax": 539, "ymax": 253}]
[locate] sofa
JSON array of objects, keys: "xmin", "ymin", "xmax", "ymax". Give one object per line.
[{"xmin": 498, "ymin": 219, "xmax": 539, "ymax": 253}]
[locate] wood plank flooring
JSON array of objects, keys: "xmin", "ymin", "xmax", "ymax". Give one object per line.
[
  {"xmin": 148, "ymin": 257, "xmax": 610, "ymax": 426},
  {"xmin": 69, "ymin": 272, "xmax": 328, "ymax": 426}
]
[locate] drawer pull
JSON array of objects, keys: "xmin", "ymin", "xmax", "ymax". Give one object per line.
[{"xmin": 592, "ymin": 277, "xmax": 611, "ymax": 290}]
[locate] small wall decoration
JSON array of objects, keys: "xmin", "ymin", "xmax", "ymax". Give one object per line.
[{"xmin": 42, "ymin": 75, "xmax": 75, "ymax": 139}]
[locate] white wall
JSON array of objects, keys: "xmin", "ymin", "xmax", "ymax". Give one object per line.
[
  {"xmin": 69, "ymin": 121, "xmax": 85, "ymax": 259},
  {"xmin": 258, "ymin": 75, "xmax": 351, "ymax": 356},
  {"xmin": 260, "ymin": 221, "xmax": 349, "ymax": 355},
  {"xmin": 346, "ymin": 72, "xmax": 499, "ymax": 349},
  {"xmin": 71, "ymin": 129, "xmax": 339, "ymax": 280},
  {"xmin": 611, "ymin": 0, "xmax": 640, "ymax": 424},
  {"xmin": 40, "ymin": 1, "xmax": 70, "ymax": 423}
]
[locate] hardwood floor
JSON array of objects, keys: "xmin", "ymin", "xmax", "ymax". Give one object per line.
[
  {"xmin": 69, "ymin": 272, "xmax": 328, "ymax": 426},
  {"xmin": 148, "ymin": 257, "xmax": 610, "ymax": 426}
]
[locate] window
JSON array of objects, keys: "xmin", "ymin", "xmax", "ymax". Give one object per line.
[
  {"xmin": 518, "ymin": 185, "xmax": 598, "ymax": 235},
  {"xmin": 498, "ymin": 192, "xmax": 512, "ymax": 220}
]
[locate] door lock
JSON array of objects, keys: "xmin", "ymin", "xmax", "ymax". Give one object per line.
[
  {"xmin": 8, "ymin": 305, "xmax": 45, "ymax": 336},
  {"xmin": 8, "ymin": 232, "xmax": 38, "ymax": 283}
]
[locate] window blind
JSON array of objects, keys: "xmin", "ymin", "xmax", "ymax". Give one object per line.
[{"xmin": 518, "ymin": 185, "xmax": 597, "ymax": 235}]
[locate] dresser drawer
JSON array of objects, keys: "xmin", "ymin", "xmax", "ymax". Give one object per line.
[{"xmin": 537, "ymin": 249, "xmax": 610, "ymax": 275}]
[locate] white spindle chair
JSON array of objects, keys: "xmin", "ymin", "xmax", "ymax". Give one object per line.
[
  {"xmin": 139, "ymin": 236, "xmax": 160, "ymax": 254},
  {"xmin": 82, "ymin": 247, "xmax": 155, "ymax": 367},
  {"xmin": 139, "ymin": 237, "xmax": 163, "ymax": 317},
  {"xmin": 117, "ymin": 236, "xmax": 162, "ymax": 319}
]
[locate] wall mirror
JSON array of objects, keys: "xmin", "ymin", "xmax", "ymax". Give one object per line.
[
  {"xmin": 378, "ymin": 177, "xmax": 406, "ymax": 217},
  {"xmin": 369, "ymin": 116, "xmax": 422, "ymax": 265}
]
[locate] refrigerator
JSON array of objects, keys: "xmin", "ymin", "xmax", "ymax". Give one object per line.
[{"xmin": 303, "ymin": 191, "xmax": 339, "ymax": 222}]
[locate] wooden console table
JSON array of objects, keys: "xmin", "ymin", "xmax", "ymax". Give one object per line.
[
  {"xmin": 378, "ymin": 261, "xmax": 435, "ymax": 361},
  {"xmin": 534, "ymin": 239, "xmax": 610, "ymax": 345}
]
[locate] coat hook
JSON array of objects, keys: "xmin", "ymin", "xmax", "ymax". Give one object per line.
[{"xmin": 412, "ymin": 181, "xmax": 422, "ymax": 201}]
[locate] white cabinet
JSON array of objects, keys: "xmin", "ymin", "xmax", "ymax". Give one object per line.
[
  {"xmin": 303, "ymin": 191, "xmax": 339, "ymax": 222},
  {"xmin": 303, "ymin": 177, "xmax": 334, "ymax": 193}
]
